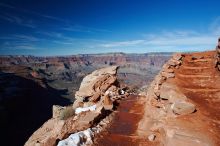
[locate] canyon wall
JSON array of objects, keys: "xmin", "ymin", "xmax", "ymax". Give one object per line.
[{"xmin": 0, "ymin": 53, "xmax": 171, "ymax": 146}]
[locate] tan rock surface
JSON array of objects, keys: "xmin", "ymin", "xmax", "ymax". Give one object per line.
[
  {"xmin": 75, "ymin": 66, "xmax": 118, "ymax": 99},
  {"xmin": 171, "ymin": 101, "xmax": 196, "ymax": 115},
  {"xmin": 160, "ymin": 82, "xmax": 187, "ymax": 102},
  {"xmin": 103, "ymin": 94, "xmax": 113, "ymax": 110}
]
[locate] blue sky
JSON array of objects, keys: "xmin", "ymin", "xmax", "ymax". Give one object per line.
[{"xmin": 0, "ymin": 0, "xmax": 219, "ymax": 56}]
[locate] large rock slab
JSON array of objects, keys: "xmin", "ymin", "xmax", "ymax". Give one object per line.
[
  {"xmin": 75, "ymin": 66, "xmax": 118, "ymax": 100},
  {"xmin": 171, "ymin": 101, "xmax": 196, "ymax": 115},
  {"xmin": 160, "ymin": 82, "xmax": 187, "ymax": 102}
]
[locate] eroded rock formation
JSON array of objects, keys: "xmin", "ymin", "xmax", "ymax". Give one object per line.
[{"xmin": 25, "ymin": 66, "xmax": 130, "ymax": 146}]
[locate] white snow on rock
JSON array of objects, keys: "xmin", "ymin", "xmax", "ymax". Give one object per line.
[
  {"xmin": 75, "ymin": 105, "xmax": 96, "ymax": 114},
  {"xmin": 119, "ymin": 89, "xmax": 125, "ymax": 95},
  {"xmin": 57, "ymin": 128, "xmax": 94, "ymax": 146}
]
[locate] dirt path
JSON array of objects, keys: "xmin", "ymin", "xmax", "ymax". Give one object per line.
[{"xmin": 93, "ymin": 95, "xmax": 153, "ymax": 146}]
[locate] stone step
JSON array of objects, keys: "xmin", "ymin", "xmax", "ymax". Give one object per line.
[
  {"xmin": 176, "ymin": 73, "xmax": 212, "ymax": 78},
  {"xmin": 183, "ymin": 87, "xmax": 220, "ymax": 92},
  {"xmin": 181, "ymin": 66, "xmax": 212, "ymax": 70},
  {"xmin": 186, "ymin": 58, "xmax": 213, "ymax": 63}
]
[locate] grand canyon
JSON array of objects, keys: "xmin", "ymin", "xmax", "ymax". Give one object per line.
[
  {"xmin": 1, "ymin": 41, "xmax": 220, "ymax": 146},
  {"xmin": 0, "ymin": 0, "xmax": 219, "ymax": 146},
  {"xmin": 0, "ymin": 53, "xmax": 171, "ymax": 145}
]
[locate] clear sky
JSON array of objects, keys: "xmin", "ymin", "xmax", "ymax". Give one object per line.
[{"xmin": 0, "ymin": 0, "xmax": 219, "ymax": 56}]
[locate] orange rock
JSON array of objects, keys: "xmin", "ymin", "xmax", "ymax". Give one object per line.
[
  {"xmin": 103, "ymin": 94, "xmax": 113, "ymax": 110},
  {"xmin": 89, "ymin": 92, "xmax": 101, "ymax": 102}
]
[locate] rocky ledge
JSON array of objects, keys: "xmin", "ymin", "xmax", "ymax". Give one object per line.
[
  {"xmin": 138, "ymin": 49, "xmax": 220, "ymax": 145},
  {"xmin": 25, "ymin": 66, "xmax": 130, "ymax": 146}
]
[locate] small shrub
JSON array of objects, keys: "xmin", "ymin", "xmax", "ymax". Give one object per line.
[{"xmin": 59, "ymin": 106, "xmax": 75, "ymax": 120}]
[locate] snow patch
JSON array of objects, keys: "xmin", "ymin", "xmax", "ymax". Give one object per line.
[
  {"xmin": 57, "ymin": 128, "xmax": 94, "ymax": 146},
  {"xmin": 75, "ymin": 105, "xmax": 96, "ymax": 114}
]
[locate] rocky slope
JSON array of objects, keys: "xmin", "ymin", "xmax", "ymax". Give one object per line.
[
  {"xmin": 93, "ymin": 49, "xmax": 220, "ymax": 146},
  {"xmin": 25, "ymin": 66, "xmax": 130, "ymax": 146},
  {"xmin": 0, "ymin": 53, "xmax": 171, "ymax": 146},
  {"xmin": 136, "ymin": 50, "xmax": 220, "ymax": 146}
]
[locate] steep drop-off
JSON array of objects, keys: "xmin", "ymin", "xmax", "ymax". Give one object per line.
[{"xmin": 0, "ymin": 53, "xmax": 170, "ymax": 146}]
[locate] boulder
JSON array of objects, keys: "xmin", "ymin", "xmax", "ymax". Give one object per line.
[
  {"xmin": 52, "ymin": 105, "xmax": 65, "ymax": 119},
  {"xmin": 171, "ymin": 101, "xmax": 196, "ymax": 115},
  {"xmin": 75, "ymin": 66, "xmax": 118, "ymax": 100},
  {"xmin": 103, "ymin": 94, "xmax": 113, "ymax": 110},
  {"xmin": 160, "ymin": 82, "xmax": 187, "ymax": 102}
]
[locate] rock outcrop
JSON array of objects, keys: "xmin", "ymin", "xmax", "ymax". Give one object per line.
[
  {"xmin": 137, "ymin": 50, "xmax": 220, "ymax": 146},
  {"xmin": 215, "ymin": 37, "xmax": 220, "ymax": 70},
  {"xmin": 75, "ymin": 66, "xmax": 118, "ymax": 101},
  {"xmin": 152, "ymin": 53, "xmax": 183, "ymax": 101},
  {"xmin": 25, "ymin": 66, "xmax": 130, "ymax": 146}
]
